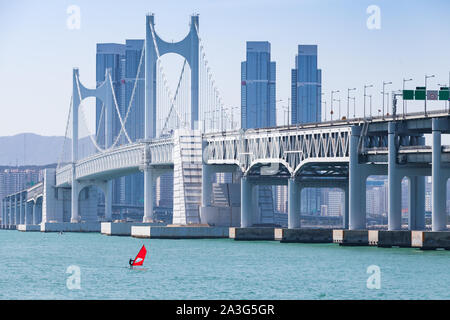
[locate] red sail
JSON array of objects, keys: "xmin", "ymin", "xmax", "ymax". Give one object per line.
[{"xmin": 132, "ymin": 245, "xmax": 147, "ymax": 266}]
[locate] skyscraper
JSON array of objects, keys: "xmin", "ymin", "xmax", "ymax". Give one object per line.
[
  {"xmin": 96, "ymin": 43, "xmax": 126, "ymax": 211},
  {"xmin": 96, "ymin": 43, "xmax": 126, "ymax": 148},
  {"xmin": 123, "ymin": 40, "xmax": 145, "ymax": 207},
  {"xmin": 96, "ymin": 40, "xmax": 173, "ymax": 216},
  {"xmin": 291, "ymin": 45, "xmax": 322, "ymax": 124},
  {"xmin": 241, "ymin": 41, "xmax": 276, "ymax": 129},
  {"xmin": 241, "ymin": 41, "xmax": 276, "ymax": 223},
  {"xmin": 291, "ymin": 45, "xmax": 322, "ymax": 215}
]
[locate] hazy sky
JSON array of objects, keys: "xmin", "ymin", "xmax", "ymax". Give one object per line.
[{"xmin": 0, "ymin": 0, "xmax": 449, "ymax": 137}]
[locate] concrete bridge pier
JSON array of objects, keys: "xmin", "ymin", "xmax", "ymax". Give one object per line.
[
  {"xmin": 432, "ymin": 118, "xmax": 449, "ymax": 231},
  {"xmin": 241, "ymin": 176, "xmax": 255, "ymax": 228},
  {"xmin": 201, "ymin": 163, "xmax": 213, "ymax": 208},
  {"xmin": 19, "ymin": 194, "xmax": 23, "ymax": 225},
  {"xmin": 343, "ymin": 185, "xmax": 349, "ymax": 229},
  {"xmin": 288, "ymin": 178, "xmax": 301, "ymax": 229},
  {"xmin": 32, "ymin": 201, "xmax": 37, "ymax": 225},
  {"xmin": 9, "ymin": 197, "xmax": 12, "ymax": 227},
  {"xmin": 349, "ymin": 126, "xmax": 367, "ymax": 230},
  {"xmin": 71, "ymin": 175, "xmax": 79, "ymax": 223},
  {"xmin": 388, "ymin": 122, "xmax": 402, "ymax": 231},
  {"xmin": 143, "ymin": 168, "xmax": 156, "ymax": 223},
  {"xmin": 408, "ymin": 175, "xmax": 425, "ymax": 230},
  {"xmin": 25, "ymin": 201, "xmax": 32, "ymax": 225}
]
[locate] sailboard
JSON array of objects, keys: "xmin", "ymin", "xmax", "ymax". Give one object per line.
[{"xmin": 131, "ymin": 245, "xmax": 147, "ymax": 267}]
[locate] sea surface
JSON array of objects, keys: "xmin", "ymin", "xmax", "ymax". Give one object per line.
[{"xmin": 0, "ymin": 230, "xmax": 449, "ymax": 300}]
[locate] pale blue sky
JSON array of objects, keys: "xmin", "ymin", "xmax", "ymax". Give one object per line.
[{"xmin": 0, "ymin": 0, "xmax": 449, "ymax": 136}]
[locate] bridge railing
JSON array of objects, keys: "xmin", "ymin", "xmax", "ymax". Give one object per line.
[{"xmin": 203, "ymin": 126, "xmax": 351, "ymax": 174}]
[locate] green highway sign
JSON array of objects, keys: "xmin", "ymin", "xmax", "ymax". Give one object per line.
[
  {"xmin": 415, "ymin": 89, "xmax": 426, "ymax": 100},
  {"xmin": 439, "ymin": 89, "xmax": 450, "ymax": 101},
  {"xmin": 403, "ymin": 90, "xmax": 414, "ymax": 100}
]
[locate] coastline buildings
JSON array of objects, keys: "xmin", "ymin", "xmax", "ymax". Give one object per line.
[{"xmin": 0, "ymin": 167, "xmax": 43, "ymax": 220}]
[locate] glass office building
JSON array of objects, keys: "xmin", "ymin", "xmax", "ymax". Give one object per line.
[
  {"xmin": 241, "ymin": 41, "xmax": 276, "ymax": 129},
  {"xmin": 241, "ymin": 41, "xmax": 277, "ymax": 223},
  {"xmin": 96, "ymin": 41, "xmax": 172, "ymax": 215},
  {"xmin": 291, "ymin": 45, "xmax": 322, "ymax": 215},
  {"xmin": 291, "ymin": 45, "xmax": 321, "ymax": 124}
]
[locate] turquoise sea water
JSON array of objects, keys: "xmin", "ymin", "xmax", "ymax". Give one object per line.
[{"xmin": 0, "ymin": 230, "xmax": 449, "ymax": 300}]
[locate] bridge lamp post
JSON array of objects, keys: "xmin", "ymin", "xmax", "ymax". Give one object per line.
[
  {"xmin": 382, "ymin": 81, "xmax": 392, "ymax": 120},
  {"xmin": 368, "ymin": 94, "xmax": 373, "ymax": 118},
  {"xmin": 402, "ymin": 78, "xmax": 413, "ymax": 118},
  {"xmin": 333, "ymin": 98, "xmax": 341, "ymax": 120},
  {"xmin": 322, "ymin": 100, "xmax": 327, "ymax": 123},
  {"xmin": 424, "ymin": 74, "xmax": 435, "ymax": 116},
  {"xmin": 347, "ymin": 88, "xmax": 356, "ymax": 119},
  {"xmin": 350, "ymin": 97, "xmax": 356, "ymax": 119},
  {"xmin": 331, "ymin": 90, "xmax": 339, "ymax": 122},
  {"xmin": 364, "ymin": 84, "xmax": 373, "ymax": 119},
  {"xmin": 275, "ymin": 99, "xmax": 284, "ymax": 126},
  {"xmin": 321, "ymin": 93, "xmax": 325, "ymax": 122}
]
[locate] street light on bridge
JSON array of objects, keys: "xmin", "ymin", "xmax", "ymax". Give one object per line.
[
  {"xmin": 347, "ymin": 88, "xmax": 356, "ymax": 119},
  {"xmin": 425, "ymin": 74, "xmax": 435, "ymax": 116},
  {"xmin": 402, "ymin": 78, "xmax": 413, "ymax": 118},
  {"xmin": 331, "ymin": 90, "xmax": 339, "ymax": 122},
  {"xmin": 364, "ymin": 84, "xmax": 373, "ymax": 119},
  {"xmin": 382, "ymin": 81, "xmax": 392, "ymax": 120}
]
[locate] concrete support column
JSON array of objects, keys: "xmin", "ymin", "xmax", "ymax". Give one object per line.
[
  {"xmin": 409, "ymin": 176, "xmax": 425, "ymax": 230},
  {"xmin": 19, "ymin": 195, "xmax": 24, "ymax": 225},
  {"xmin": 24, "ymin": 201, "xmax": 29, "ymax": 225},
  {"xmin": 13, "ymin": 196, "xmax": 17, "ymax": 225},
  {"xmin": 32, "ymin": 202, "xmax": 37, "ymax": 225},
  {"xmin": 104, "ymin": 181, "xmax": 113, "ymax": 221},
  {"xmin": 143, "ymin": 168, "xmax": 153, "ymax": 223},
  {"xmin": 388, "ymin": 122, "xmax": 402, "ymax": 230},
  {"xmin": 432, "ymin": 118, "xmax": 447, "ymax": 231},
  {"xmin": 241, "ymin": 176, "xmax": 254, "ymax": 228},
  {"xmin": 201, "ymin": 164, "xmax": 213, "ymax": 207},
  {"xmin": 1, "ymin": 200, "xmax": 4, "ymax": 227},
  {"xmin": 8, "ymin": 197, "xmax": 12, "ymax": 227},
  {"xmin": 349, "ymin": 126, "xmax": 366, "ymax": 229},
  {"xmin": 343, "ymin": 184, "xmax": 349, "ymax": 229},
  {"xmin": 70, "ymin": 176, "xmax": 79, "ymax": 223},
  {"xmin": 288, "ymin": 178, "xmax": 301, "ymax": 229}
]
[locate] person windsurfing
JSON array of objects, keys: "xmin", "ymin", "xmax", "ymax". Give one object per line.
[{"xmin": 129, "ymin": 245, "xmax": 147, "ymax": 268}]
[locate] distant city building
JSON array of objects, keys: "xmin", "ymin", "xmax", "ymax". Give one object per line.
[
  {"xmin": 291, "ymin": 45, "xmax": 322, "ymax": 124},
  {"xmin": 0, "ymin": 167, "xmax": 43, "ymax": 218},
  {"xmin": 275, "ymin": 185, "xmax": 288, "ymax": 213},
  {"xmin": 241, "ymin": 41, "xmax": 277, "ymax": 223},
  {"xmin": 290, "ymin": 45, "xmax": 322, "ymax": 215},
  {"xmin": 326, "ymin": 189, "xmax": 344, "ymax": 216},
  {"xmin": 96, "ymin": 43, "xmax": 126, "ymax": 210},
  {"xmin": 241, "ymin": 41, "xmax": 276, "ymax": 129},
  {"xmin": 96, "ymin": 41, "xmax": 172, "ymax": 213}
]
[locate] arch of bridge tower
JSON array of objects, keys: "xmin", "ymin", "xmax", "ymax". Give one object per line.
[{"xmin": 145, "ymin": 14, "xmax": 199, "ymax": 137}]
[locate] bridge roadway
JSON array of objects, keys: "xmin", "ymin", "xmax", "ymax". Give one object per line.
[
  {"xmin": 56, "ymin": 109, "xmax": 450, "ymax": 185},
  {"xmin": 3, "ymin": 110, "xmax": 450, "ymax": 232}
]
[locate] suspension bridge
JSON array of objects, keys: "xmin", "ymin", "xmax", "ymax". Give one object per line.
[{"xmin": 2, "ymin": 14, "xmax": 450, "ymax": 248}]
